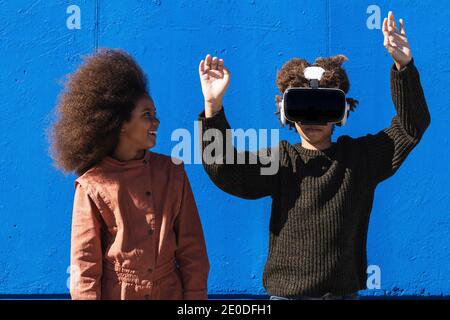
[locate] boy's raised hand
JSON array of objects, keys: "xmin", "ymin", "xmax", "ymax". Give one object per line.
[
  {"xmin": 383, "ymin": 11, "xmax": 413, "ymax": 70},
  {"xmin": 199, "ymin": 54, "xmax": 231, "ymax": 118}
]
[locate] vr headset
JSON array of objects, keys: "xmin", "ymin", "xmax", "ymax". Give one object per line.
[{"xmin": 279, "ymin": 66, "xmax": 350, "ymax": 126}]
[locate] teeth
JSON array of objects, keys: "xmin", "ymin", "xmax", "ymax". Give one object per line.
[{"xmin": 148, "ymin": 130, "xmax": 157, "ymax": 135}]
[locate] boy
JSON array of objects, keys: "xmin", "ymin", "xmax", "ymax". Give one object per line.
[{"xmin": 197, "ymin": 11, "xmax": 430, "ymax": 299}]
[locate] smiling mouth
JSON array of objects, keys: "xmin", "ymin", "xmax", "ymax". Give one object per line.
[{"xmin": 148, "ymin": 130, "xmax": 157, "ymax": 137}]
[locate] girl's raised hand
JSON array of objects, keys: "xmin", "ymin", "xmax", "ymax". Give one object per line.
[{"xmin": 199, "ymin": 54, "xmax": 231, "ymax": 117}]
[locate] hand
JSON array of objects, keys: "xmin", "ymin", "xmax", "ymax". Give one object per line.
[
  {"xmin": 382, "ymin": 11, "xmax": 413, "ymax": 70},
  {"xmin": 199, "ymin": 54, "xmax": 231, "ymax": 117}
]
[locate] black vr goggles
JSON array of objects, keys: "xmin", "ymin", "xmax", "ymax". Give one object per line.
[{"xmin": 279, "ymin": 66, "xmax": 349, "ymax": 126}]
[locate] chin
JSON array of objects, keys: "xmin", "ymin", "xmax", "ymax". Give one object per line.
[
  {"xmin": 144, "ymin": 136, "xmax": 157, "ymax": 149},
  {"xmin": 305, "ymin": 139, "xmax": 319, "ymax": 145},
  {"xmin": 304, "ymin": 134, "xmax": 323, "ymax": 143}
]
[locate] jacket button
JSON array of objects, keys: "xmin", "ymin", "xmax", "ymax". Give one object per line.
[
  {"xmin": 148, "ymin": 229, "xmax": 153, "ymax": 235},
  {"xmin": 145, "ymin": 191, "xmax": 152, "ymax": 196},
  {"xmin": 143, "ymin": 160, "xmax": 148, "ymax": 164},
  {"xmin": 144, "ymin": 294, "xmax": 150, "ymax": 300},
  {"xmin": 147, "ymin": 268, "xmax": 153, "ymax": 273}
]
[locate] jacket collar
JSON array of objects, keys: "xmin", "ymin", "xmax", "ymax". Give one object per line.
[{"xmin": 102, "ymin": 149, "xmax": 152, "ymax": 169}]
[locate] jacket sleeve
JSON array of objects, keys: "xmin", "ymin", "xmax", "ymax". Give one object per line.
[
  {"xmin": 198, "ymin": 107, "xmax": 281, "ymax": 199},
  {"xmin": 70, "ymin": 181, "xmax": 103, "ymax": 300},
  {"xmin": 355, "ymin": 59, "xmax": 431, "ymax": 184},
  {"xmin": 174, "ymin": 166, "xmax": 210, "ymax": 300}
]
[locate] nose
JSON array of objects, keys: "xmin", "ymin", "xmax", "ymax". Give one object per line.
[{"xmin": 150, "ymin": 117, "xmax": 160, "ymax": 129}]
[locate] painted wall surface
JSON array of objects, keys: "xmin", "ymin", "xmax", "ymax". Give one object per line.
[{"xmin": 0, "ymin": 0, "xmax": 448, "ymax": 297}]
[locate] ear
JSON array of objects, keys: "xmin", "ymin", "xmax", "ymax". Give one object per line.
[
  {"xmin": 331, "ymin": 123, "xmax": 336, "ymax": 135},
  {"xmin": 274, "ymin": 95, "xmax": 282, "ymax": 109},
  {"xmin": 274, "ymin": 95, "xmax": 287, "ymax": 126}
]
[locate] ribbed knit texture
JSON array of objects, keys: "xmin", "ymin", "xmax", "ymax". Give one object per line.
[{"xmin": 198, "ymin": 60, "xmax": 430, "ymax": 297}]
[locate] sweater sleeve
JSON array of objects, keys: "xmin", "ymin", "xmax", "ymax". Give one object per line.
[
  {"xmin": 198, "ymin": 107, "xmax": 281, "ymax": 199},
  {"xmin": 70, "ymin": 182, "xmax": 103, "ymax": 300},
  {"xmin": 174, "ymin": 165, "xmax": 210, "ymax": 300},
  {"xmin": 356, "ymin": 59, "xmax": 431, "ymax": 184}
]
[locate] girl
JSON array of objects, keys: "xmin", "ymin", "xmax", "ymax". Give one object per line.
[{"xmin": 49, "ymin": 49, "xmax": 209, "ymax": 300}]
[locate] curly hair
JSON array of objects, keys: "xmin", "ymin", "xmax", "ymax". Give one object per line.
[
  {"xmin": 47, "ymin": 48, "xmax": 149, "ymax": 176},
  {"xmin": 275, "ymin": 54, "xmax": 359, "ymax": 129}
]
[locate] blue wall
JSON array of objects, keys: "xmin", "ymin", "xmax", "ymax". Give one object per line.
[{"xmin": 0, "ymin": 0, "xmax": 448, "ymax": 297}]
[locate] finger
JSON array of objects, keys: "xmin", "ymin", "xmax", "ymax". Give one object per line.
[
  {"xmin": 388, "ymin": 11, "xmax": 398, "ymax": 32},
  {"xmin": 218, "ymin": 59, "xmax": 224, "ymax": 72},
  {"xmin": 387, "ymin": 11, "xmax": 394, "ymax": 32},
  {"xmin": 389, "ymin": 11, "xmax": 395, "ymax": 28},
  {"xmin": 223, "ymin": 65, "xmax": 231, "ymax": 80},
  {"xmin": 205, "ymin": 54, "xmax": 211, "ymax": 70},
  {"xmin": 382, "ymin": 17, "xmax": 388, "ymax": 34},
  {"xmin": 211, "ymin": 56, "xmax": 218, "ymax": 70},
  {"xmin": 199, "ymin": 59, "xmax": 205, "ymax": 74},
  {"xmin": 382, "ymin": 18, "xmax": 390, "ymax": 47},
  {"xmin": 399, "ymin": 18, "xmax": 406, "ymax": 35}
]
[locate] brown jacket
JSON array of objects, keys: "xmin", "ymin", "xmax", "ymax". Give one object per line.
[{"xmin": 70, "ymin": 150, "xmax": 209, "ymax": 300}]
